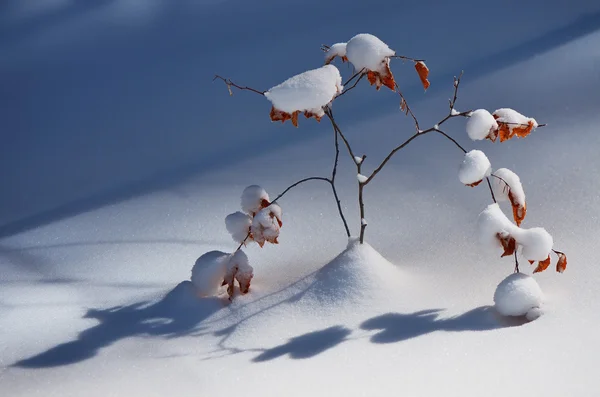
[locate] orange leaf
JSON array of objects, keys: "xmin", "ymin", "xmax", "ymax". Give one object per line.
[
  {"xmin": 528, "ymin": 260, "xmax": 535, "ymax": 265},
  {"xmin": 303, "ymin": 110, "xmax": 322, "ymax": 122},
  {"xmin": 533, "ymin": 256, "xmax": 551, "ymax": 273},
  {"xmin": 497, "ymin": 123, "xmax": 513, "ymax": 142},
  {"xmin": 270, "ymin": 106, "xmax": 291, "ymax": 124},
  {"xmin": 496, "ymin": 233, "xmax": 516, "ymax": 257},
  {"xmin": 414, "ymin": 61, "xmax": 430, "ymax": 90},
  {"xmin": 556, "ymin": 252, "xmax": 567, "ymax": 273},
  {"xmin": 508, "ymin": 191, "xmax": 527, "ymax": 226},
  {"xmin": 380, "ymin": 62, "xmax": 396, "ymax": 91},
  {"xmin": 486, "ymin": 127, "xmax": 498, "ymax": 142},
  {"xmin": 466, "ymin": 179, "xmax": 483, "ymax": 187},
  {"xmin": 291, "ymin": 110, "xmax": 299, "ymax": 127}
]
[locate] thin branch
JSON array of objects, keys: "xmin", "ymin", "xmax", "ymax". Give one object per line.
[
  {"xmin": 395, "ymin": 82, "xmax": 420, "ymax": 132},
  {"xmin": 325, "ymin": 107, "xmax": 357, "ymax": 161},
  {"xmin": 390, "ymin": 55, "xmax": 426, "ymax": 63},
  {"xmin": 331, "ymin": 125, "xmax": 351, "ymax": 237},
  {"xmin": 514, "ymin": 251, "xmax": 520, "ymax": 273},
  {"xmin": 342, "ymin": 68, "xmax": 365, "ymax": 87},
  {"xmin": 213, "ymin": 75, "xmax": 266, "ymax": 96},
  {"xmin": 364, "ymin": 132, "xmax": 422, "ymax": 185},
  {"xmin": 498, "ymin": 121, "xmax": 547, "ymax": 128},
  {"xmin": 485, "ymin": 177, "xmax": 497, "ymax": 204},
  {"xmin": 434, "ymin": 128, "xmax": 467, "ymax": 153},
  {"xmin": 337, "ymin": 73, "xmax": 365, "ymax": 98},
  {"xmin": 270, "ymin": 177, "xmax": 332, "ymax": 204}
]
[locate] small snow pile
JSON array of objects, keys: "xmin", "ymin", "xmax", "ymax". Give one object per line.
[
  {"xmin": 492, "ymin": 168, "xmax": 527, "ymax": 226},
  {"xmin": 251, "ymin": 203, "xmax": 283, "ymax": 247},
  {"xmin": 357, "ymin": 174, "xmax": 368, "ymax": 183},
  {"xmin": 466, "ymin": 109, "xmax": 498, "ymax": 141},
  {"xmin": 265, "ymin": 65, "xmax": 343, "ymax": 126},
  {"xmin": 241, "ymin": 185, "xmax": 270, "ymax": 216},
  {"xmin": 494, "ymin": 273, "xmax": 543, "ymax": 320},
  {"xmin": 477, "ymin": 204, "xmax": 554, "ymax": 269},
  {"xmin": 191, "ymin": 250, "xmax": 254, "ymax": 299},
  {"xmin": 324, "ymin": 43, "xmax": 348, "ymax": 64},
  {"xmin": 493, "ymin": 108, "xmax": 538, "ymax": 142},
  {"xmin": 302, "ymin": 238, "xmax": 402, "ymax": 306},
  {"xmin": 225, "ymin": 212, "xmax": 252, "ymax": 244},
  {"xmin": 458, "ymin": 150, "xmax": 491, "ymax": 186}
]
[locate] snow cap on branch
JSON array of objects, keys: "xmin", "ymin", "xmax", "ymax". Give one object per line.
[
  {"xmin": 241, "ymin": 185, "xmax": 270, "ymax": 216},
  {"xmin": 493, "ymin": 108, "xmax": 538, "ymax": 142},
  {"xmin": 191, "ymin": 251, "xmax": 230, "ymax": 296},
  {"xmin": 251, "ymin": 203, "xmax": 283, "ymax": 247},
  {"xmin": 225, "ymin": 250, "xmax": 254, "ymax": 295},
  {"xmin": 466, "ymin": 109, "xmax": 498, "ymax": 141},
  {"xmin": 225, "ymin": 211, "xmax": 252, "ymax": 244},
  {"xmin": 459, "ymin": 150, "xmax": 491, "ymax": 187},
  {"xmin": 492, "ymin": 168, "xmax": 527, "ymax": 226},
  {"xmin": 265, "ymin": 65, "xmax": 343, "ymax": 126},
  {"xmin": 324, "ymin": 43, "xmax": 348, "ymax": 64}
]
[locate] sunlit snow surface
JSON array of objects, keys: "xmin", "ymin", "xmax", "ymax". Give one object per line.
[{"xmin": 1, "ymin": 1, "xmax": 600, "ymax": 396}]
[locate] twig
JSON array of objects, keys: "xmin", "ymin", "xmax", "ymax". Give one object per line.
[
  {"xmin": 342, "ymin": 68, "xmax": 365, "ymax": 87},
  {"xmin": 213, "ymin": 75, "xmax": 265, "ymax": 96},
  {"xmin": 331, "ymin": 124, "xmax": 351, "ymax": 237},
  {"xmin": 337, "ymin": 73, "xmax": 365, "ymax": 98},
  {"xmin": 270, "ymin": 177, "xmax": 332, "ymax": 204},
  {"xmin": 514, "ymin": 251, "xmax": 520, "ymax": 273},
  {"xmin": 390, "ymin": 55, "xmax": 426, "ymax": 63},
  {"xmin": 395, "ymin": 83, "xmax": 421, "ymax": 132}
]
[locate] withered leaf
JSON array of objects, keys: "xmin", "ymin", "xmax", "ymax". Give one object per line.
[
  {"xmin": 414, "ymin": 61, "xmax": 430, "ymax": 90},
  {"xmin": 496, "ymin": 233, "xmax": 516, "ymax": 257},
  {"xmin": 556, "ymin": 252, "xmax": 567, "ymax": 273},
  {"xmin": 533, "ymin": 256, "xmax": 551, "ymax": 273}
]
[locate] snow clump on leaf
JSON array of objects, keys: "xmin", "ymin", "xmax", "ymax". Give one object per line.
[
  {"xmin": 191, "ymin": 251, "xmax": 230, "ymax": 297},
  {"xmin": 324, "ymin": 43, "xmax": 348, "ymax": 64},
  {"xmin": 458, "ymin": 150, "xmax": 491, "ymax": 187},
  {"xmin": 222, "ymin": 250, "xmax": 253, "ymax": 298},
  {"xmin": 492, "ymin": 168, "xmax": 527, "ymax": 226},
  {"xmin": 466, "ymin": 109, "xmax": 499, "ymax": 141},
  {"xmin": 494, "ymin": 272, "xmax": 543, "ymax": 318},
  {"xmin": 225, "ymin": 211, "xmax": 252, "ymax": 244},
  {"xmin": 265, "ymin": 65, "xmax": 343, "ymax": 126},
  {"xmin": 251, "ymin": 203, "xmax": 283, "ymax": 247},
  {"xmin": 493, "ymin": 108, "xmax": 538, "ymax": 142},
  {"xmin": 241, "ymin": 185, "xmax": 270, "ymax": 216}
]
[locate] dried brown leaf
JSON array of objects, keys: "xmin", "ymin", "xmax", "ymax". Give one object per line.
[
  {"xmin": 533, "ymin": 256, "xmax": 551, "ymax": 273},
  {"xmin": 556, "ymin": 252, "xmax": 567, "ymax": 273},
  {"xmin": 496, "ymin": 233, "xmax": 517, "ymax": 257},
  {"xmin": 415, "ymin": 61, "xmax": 430, "ymax": 90}
]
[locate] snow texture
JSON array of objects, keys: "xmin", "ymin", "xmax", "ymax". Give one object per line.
[
  {"xmin": 458, "ymin": 150, "xmax": 491, "ymax": 185},
  {"xmin": 228, "ymin": 250, "xmax": 253, "ymax": 293},
  {"xmin": 191, "ymin": 251, "xmax": 229, "ymax": 296},
  {"xmin": 241, "ymin": 185, "xmax": 270, "ymax": 215},
  {"xmin": 494, "ymin": 273, "xmax": 543, "ymax": 317},
  {"xmin": 357, "ymin": 174, "xmax": 368, "ymax": 183},
  {"xmin": 492, "ymin": 168, "xmax": 525, "ymax": 206},
  {"xmin": 264, "ymin": 65, "xmax": 343, "ymax": 115},
  {"xmin": 477, "ymin": 204, "xmax": 553, "ymax": 261},
  {"xmin": 325, "ymin": 42, "xmax": 347, "ymax": 62},
  {"xmin": 493, "ymin": 108, "xmax": 538, "ymax": 128},
  {"xmin": 345, "ymin": 33, "xmax": 395, "ymax": 73},
  {"xmin": 251, "ymin": 203, "xmax": 283, "ymax": 246},
  {"xmin": 466, "ymin": 109, "xmax": 498, "ymax": 140},
  {"xmin": 225, "ymin": 211, "xmax": 252, "ymax": 243}
]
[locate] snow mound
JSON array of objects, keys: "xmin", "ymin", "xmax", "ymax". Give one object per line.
[
  {"xmin": 494, "ymin": 273, "xmax": 543, "ymax": 318},
  {"xmin": 466, "ymin": 109, "xmax": 498, "ymax": 140},
  {"xmin": 459, "ymin": 150, "xmax": 491, "ymax": 186},
  {"xmin": 264, "ymin": 65, "xmax": 343, "ymax": 116},
  {"xmin": 345, "ymin": 33, "xmax": 395, "ymax": 73},
  {"xmin": 191, "ymin": 251, "xmax": 230, "ymax": 296},
  {"xmin": 492, "ymin": 168, "xmax": 525, "ymax": 207},
  {"xmin": 302, "ymin": 238, "xmax": 401, "ymax": 305}
]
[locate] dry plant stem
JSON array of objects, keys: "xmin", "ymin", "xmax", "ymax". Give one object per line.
[
  {"xmin": 514, "ymin": 251, "xmax": 520, "ymax": 273},
  {"xmin": 390, "ymin": 55, "xmax": 426, "ymax": 63},
  {"xmin": 213, "ymin": 75, "xmax": 266, "ymax": 96},
  {"xmin": 337, "ymin": 73, "xmax": 365, "ymax": 98},
  {"xmin": 331, "ymin": 126, "xmax": 352, "ymax": 237}
]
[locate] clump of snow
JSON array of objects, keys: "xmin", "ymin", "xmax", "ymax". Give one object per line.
[
  {"xmin": 451, "ymin": 108, "xmax": 460, "ymax": 116},
  {"xmin": 191, "ymin": 251, "xmax": 230, "ymax": 296},
  {"xmin": 458, "ymin": 150, "xmax": 491, "ymax": 185},
  {"xmin": 354, "ymin": 156, "xmax": 364, "ymax": 165},
  {"xmin": 251, "ymin": 203, "xmax": 283, "ymax": 246},
  {"xmin": 477, "ymin": 204, "xmax": 553, "ymax": 261},
  {"xmin": 264, "ymin": 65, "xmax": 343, "ymax": 116},
  {"xmin": 518, "ymin": 227, "xmax": 553, "ymax": 262},
  {"xmin": 324, "ymin": 43, "xmax": 347, "ymax": 63},
  {"xmin": 466, "ymin": 109, "xmax": 498, "ymax": 140},
  {"xmin": 494, "ymin": 273, "xmax": 543, "ymax": 318},
  {"xmin": 225, "ymin": 211, "xmax": 252, "ymax": 243},
  {"xmin": 227, "ymin": 250, "xmax": 253, "ymax": 294},
  {"xmin": 492, "ymin": 168, "xmax": 525, "ymax": 207},
  {"xmin": 345, "ymin": 33, "xmax": 395, "ymax": 73},
  {"xmin": 357, "ymin": 174, "xmax": 368, "ymax": 183},
  {"xmin": 241, "ymin": 185, "xmax": 270, "ymax": 215},
  {"xmin": 493, "ymin": 108, "xmax": 538, "ymax": 128}
]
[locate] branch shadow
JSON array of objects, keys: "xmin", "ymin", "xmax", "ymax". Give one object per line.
[
  {"xmin": 361, "ymin": 306, "xmax": 527, "ymax": 344},
  {"xmin": 13, "ymin": 281, "xmax": 225, "ymax": 368},
  {"xmin": 252, "ymin": 326, "xmax": 352, "ymax": 362}
]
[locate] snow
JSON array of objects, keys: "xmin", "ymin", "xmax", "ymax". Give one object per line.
[
  {"xmin": 492, "ymin": 168, "xmax": 526, "ymax": 207},
  {"xmin": 251, "ymin": 204, "xmax": 283, "ymax": 246},
  {"xmin": 477, "ymin": 204, "xmax": 554, "ymax": 262},
  {"xmin": 2, "ymin": 3, "xmax": 600, "ymax": 397},
  {"xmin": 466, "ymin": 109, "xmax": 498, "ymax": 140},
  {"xmin": 324, "ymin": 43, "xmax": 347, "ymax": 63},
  {"xmin": 493, "ymin": 108, "xmax": 538, "ymax": 129},
  {"xmin": 190, "ymin": 251, "xmax": 229, "ymax": 296},
  {"xmin": 494, "ymin": 273, "xmax": 543, "ymax": 318},
  {"xmin": 354, "ymin": 156, "xmax": 364, "ymax": 165},
  {"xmin": 241, "ymin": 185, "xmax": 270, "ymax": 215},
  {"xmin": 345, "ymin": 33, "xmax": 395, "ymax": 73},
  {"xmin": 264, "ymin": 65, "xmax": 343, "ymax": 115},
  {"xmin": 458, "ymin": 150, "xmax": 492, "ymax": 185},
  {"xmin": 225, "ymin": 211, "xmax": 252, "ymax": 243},
  {"xmin": 228, "ymin": 249, "xmax": 253, "ymax": 294},
  {"xmin": 357, "ymin": 173, "xmax": 368, "ymax": 183}
]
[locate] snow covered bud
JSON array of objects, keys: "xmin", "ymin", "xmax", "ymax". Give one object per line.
[
  {"xmin": 241, "ymin": 185, "xmax": 270, "ymax": 216},
  {"xmin": 251, "ymin": 203, "xmax": 283, "ymax": 248},
  {"xmin": 458, "ymin": 150, "xmax": 491, "ymax": 187}
]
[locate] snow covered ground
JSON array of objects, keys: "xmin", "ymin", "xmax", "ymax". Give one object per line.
[{"xmin": 2, "ymin": 1, "xmax": 600, "ymax": 396}]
